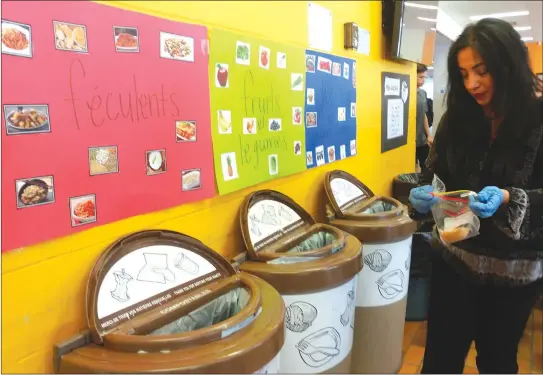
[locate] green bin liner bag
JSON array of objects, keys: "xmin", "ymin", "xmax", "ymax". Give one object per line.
[
  {"xmin": 267, "ymin": 231, "xmax": 344, "ymax": 265},
  {"xmin": 150, "ymin": 288, "xmax": 252, "ymax": 335}
]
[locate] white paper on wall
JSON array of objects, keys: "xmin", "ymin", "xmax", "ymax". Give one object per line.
[
  {"xmin": 355, "ymin": 237, "xmax": 412, "ymax": 307},
  {"xmin": 357, "ymin": 27, "xmax": 370, "ymax": 56},
  {"xmin": 387, "ymin": 98, "xmax": 404, "ymax": 139},
  {"xmin": 308, "ymin": 2, "xmax": 332, "ymax": 52}
]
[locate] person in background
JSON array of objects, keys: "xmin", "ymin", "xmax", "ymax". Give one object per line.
[
  {"xmin": 426, "ymin": 96, "xmax": 434, "ymax": 128},
  {"xmin": 416, "ymin": 64, "xmax": 433, "ymax": 172},
  {"xmin": 409, "ymin": 18, "xmax": 543, "ymax": 374}
]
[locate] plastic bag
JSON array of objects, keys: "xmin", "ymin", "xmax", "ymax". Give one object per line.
[
  {"xmin": 430, "ymin": 175, "xmax": 480, "ymax": 244},
  {"xmin": 150, "ymin": 287, "xmax": 250, "ymax": 335},
  {"xmin": 267, "ymin": 231, "xmax": 342, "ymax": 264}
]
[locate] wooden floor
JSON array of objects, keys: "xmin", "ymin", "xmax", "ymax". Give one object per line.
[{"xmin": 400, "ymin": 308, "xmax": 543, "ymax": 374}]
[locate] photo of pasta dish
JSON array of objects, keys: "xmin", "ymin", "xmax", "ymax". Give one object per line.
[{"xmin": 2, "ymin": 27, "xmax": 28, "ymax": 50}]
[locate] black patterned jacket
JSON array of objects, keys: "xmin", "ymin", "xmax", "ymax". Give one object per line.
[{"xmin": 421, "ymin": 99, "xmax": 543, "ymax": 287}]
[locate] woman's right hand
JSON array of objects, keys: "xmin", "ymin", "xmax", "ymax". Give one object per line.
[{"xmin": 409, "ymin": 185, "xmax": 439, "ymax": 214}]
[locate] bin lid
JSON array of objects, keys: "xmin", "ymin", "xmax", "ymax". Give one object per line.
[
  {"xmin": 324, "ymin": 170, "xmax": 375, "ymax": 217},
  {"xmin": 86, "ymin": 230, "xmax": 237, "ymax": 342},
  {"xmin": 240, "ymin": 190, "xmax": 316, "ymax": 257}
]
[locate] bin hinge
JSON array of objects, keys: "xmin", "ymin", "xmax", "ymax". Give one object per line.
[
  {"xmin": 53, "ymin": 329, "xmax": 92, "ymax": 373},
  {"xmin": 230, "ymin": 252, "xmax": 248, "ymax": 270}
]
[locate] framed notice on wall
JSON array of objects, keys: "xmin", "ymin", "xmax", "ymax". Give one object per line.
[
  {"xmin": 1, "ymin": 1, "xmax": 216, "ymax": 252},
  {"xmin": 381, "ymin": 71, "xmax": 410, "ymax": 153}
]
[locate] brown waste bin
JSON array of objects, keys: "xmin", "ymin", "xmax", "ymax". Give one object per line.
[
  {"xmin": 54, "ymin": 230, "xmax": 285, "ymax": 374},
  {"xmin": 323, "ymin": 171, "xmax": 417, "ymax": 374},
  {"xmin": 233, "ymin": 190, "xmax": 362, "ymax": 374}
]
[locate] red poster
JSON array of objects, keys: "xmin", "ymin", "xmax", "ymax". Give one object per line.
[{"xmin": 1, "ymin": 2, "xmax": 215, "ymax": 252}]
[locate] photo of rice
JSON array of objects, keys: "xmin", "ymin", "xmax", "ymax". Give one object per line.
[
  {"xmin": 89, "ymin": 146, "xmax": 118, "ymax": 175},
  {"xmin": 15, "ymin": 175, "xmax": 55, "ymax": 209},
  {"xmin": 182, "ymin": 169, "xmax": 201, "ymax": 191}
]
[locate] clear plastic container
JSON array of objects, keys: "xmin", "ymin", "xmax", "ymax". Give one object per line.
[{"xmin": 430, "ymin": 191, "xmax": 480, "ymax": 243}]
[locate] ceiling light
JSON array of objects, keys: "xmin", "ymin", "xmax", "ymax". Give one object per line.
[
  {"xmin": 404, "ymin": 2, "xmax": 438, "ymax": 10},
  {"xmin": 427, "ymin": 66, "xmax": 434, "ymax": 70},
  {"xmin": 431, "ymin": 27, "xmax": 436, "ymax": 31},
  {"xmin": 469, "ymin": 11, "xmax": 529, "ymax": 21},
  {"xmin": 514, "ymin": 26, "xmax": 532, "ymax": 31},
  {"xmin": 521, "ymin": 36, "xmax": 534, "ymax": 41},
  {"xmin": 418, "ymin": 17, "xmax": 437, "ymax": 23}
]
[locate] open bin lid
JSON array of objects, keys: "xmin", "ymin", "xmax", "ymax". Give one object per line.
[
  {"xmin": 240, "ymin": 190, "xmax": 329, "ymax": 258},
  {"xmin": 86, "ymin": 230, "xmax": 237, "ymax": 344},
  {"xmin": 324, "ymin": 170, "xmax": 376, "ymax": 218},
  {"xmin": 324, "ymin": 170, "xmax": 416, "ymax": 242}
]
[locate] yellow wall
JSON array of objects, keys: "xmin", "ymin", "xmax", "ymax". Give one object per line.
[{"xmin": 1, "ymin": 1, "xmax": 415, "ymax": 373}]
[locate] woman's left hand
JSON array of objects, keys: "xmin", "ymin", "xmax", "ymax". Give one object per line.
[{"xmin": 469, "ymin": 186, "xmax": 505, "ymax": 218}]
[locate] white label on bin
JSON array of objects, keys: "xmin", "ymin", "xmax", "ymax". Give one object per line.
[
  {"xmin": 356, "ymin": 237, "xmax": 412, "ymax": 307},
  {"xmin": 330, "ymin": 177, "xmax": 367, "ymax": 212},
  {"xmin": 254, "ymin": 352, "xmax": 281, "ymax": 374},
  {"xmin": 278, "ymin": 277, "xmax": 356, "ymax": 373},
  {"xmin": 96, "ymin": 245, "xmax": 220, "ymax": 328}
]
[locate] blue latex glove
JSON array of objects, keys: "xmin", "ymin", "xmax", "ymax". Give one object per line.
[
  {"xmin": 409, "ymin": 185, "xmax": 439, "ymax": 214},
  {"xmin": 469, "ymin": 186, "xmax": 504, "ymax": 218}
]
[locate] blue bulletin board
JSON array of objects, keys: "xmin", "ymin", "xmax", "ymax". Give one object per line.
[{"xmin": 304, "ymin": 49, "xmax": 357, "ymax": 169}]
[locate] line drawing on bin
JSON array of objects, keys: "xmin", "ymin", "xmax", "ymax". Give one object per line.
[
  {"xmin": 376, "ymin": 269, "xmax": 405, "ymax": 300},
  {"xmin": 340, "ymin": 288, "xmax": 355, "ymax": 326},
  {"xmin": 296, "ymin": 327, "xmax": 341, "ymax": 368},
  {"xmin": 110, "ymin": 268, "xmax": 133, "ymax": 302},
  {"xmin": 363, "ymin": 249, "xmax": 392, "ymax": 273},
  {"xmin": 137, "ymin": 253, "xmax": 175, "ymax": 284},
  {"xmin": 174, "ymin": 252, "xmax": 199, "ymax": 275},
  {"xmin": 285, "ymin": 301, "xmax": 318, "ymax": 333}
]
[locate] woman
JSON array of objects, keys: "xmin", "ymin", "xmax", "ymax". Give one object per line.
[{"xmin": 409, "ymin": 18, "xmax": 543, "ymax": 374}]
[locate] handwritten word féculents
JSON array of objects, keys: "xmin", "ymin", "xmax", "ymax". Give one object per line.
[{"xmin": 66, "ymin": 59, "xmax": 181, "ymax": 130}]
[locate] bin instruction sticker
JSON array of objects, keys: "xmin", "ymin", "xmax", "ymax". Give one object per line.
[{"xmin": 96, "ymin": 244, "xmax": 223, "ymax": 331}]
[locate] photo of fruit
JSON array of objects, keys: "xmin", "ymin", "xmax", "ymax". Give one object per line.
[
  {"xmin": 236, "ymin": 41, "xmax": 250, "ymax": 65},
  {"xmin": 259, "ymin": 46, "xmax": 270, "ymax": 69},
  {"xmin": 307, "ymin": 88, "xmax": 315, "ymax": 105},
  {"xmin": 277, "ymin": 52, "xmax": 286, "ymax": 69},
  {"xmin": 306, "ymin": 54, "xmax": 316, "ymax": 73},
  {"xmin": 340, "ymin": 145, "xmax": 347, "ymax": 159},
  {"xmin": 332, "ymin": 62, "xmax": 341, "ymax": 76},
  {"xmin": 54, "ymin": 21, "xmax": 87, "ymax": 53},
  {"xmin": 221, "ymin": 152, "xmax": 239, "ymax": 181},
  {"xmin": 294, "ymin": 141, "xmax": 302, "ymax": 155},
  {"xmin": 306, "ymin": 151, "xmax": 314, "ymax": 166},
  {"xmin": 215, "ymin": 63, "xmax": 229, "ymax": 88},
  {"xmin": 243, "ymin": 118, "xmax": 257, "ymax": 134},
  {"xmin": 338, "ymin": 107, "xmax": 346, "ymax": 122},
  {"xmin": 268, "ymin": 154, "xmax": 278, "ymax": 175},
  {"xmin": 268, "ymin": 118, "xmax": 281, "ymax": 132},
  {"xmin": 291, "ymin": 73, "xmax": 303, "ymax": 91},
  {"xmin": 317, "ymin": 56, "xmax": 332, "ymax": 73},
  {"xmin": 292, "ymin": 107, "xmax": 303, "ymax": 125},
  {"xmin": 343, "ymin": 62, "xmax": 350, "ymax": 79},
  {"xmin": 328, "ymin": 146, "xmax": 336, "ymax": 162},
  {"xmin": 218, "ymin": 110, "xmax": 232, "ymax": 134}
]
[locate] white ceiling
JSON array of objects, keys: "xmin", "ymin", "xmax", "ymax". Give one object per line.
[{"xmin": 438, "ymin": 1, "xmax": 542, "ymax": 42}]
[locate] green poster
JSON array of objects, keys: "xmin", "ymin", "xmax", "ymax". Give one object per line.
[{"xmin": 209, "ymin": 29, "xmax": 306, "ymax": 195}]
